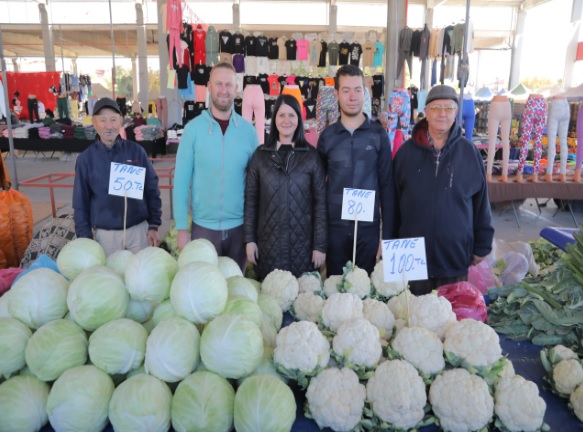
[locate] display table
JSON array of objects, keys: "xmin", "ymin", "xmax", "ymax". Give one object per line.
[{"xmin": 540, "ymin": 227, "xmax": 578, "ymax": 251}]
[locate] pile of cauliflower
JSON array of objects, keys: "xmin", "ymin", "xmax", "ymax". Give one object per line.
[{"xmin": 258, "ymin": 264, "xmax": 549, "ymax": 432}]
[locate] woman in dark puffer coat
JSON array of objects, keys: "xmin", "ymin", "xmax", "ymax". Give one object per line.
[{"xmin": 244, "ymin": 94, "xmax": 327, "ymax": 280}]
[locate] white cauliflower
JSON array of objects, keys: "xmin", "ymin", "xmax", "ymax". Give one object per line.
[
  {"xmin": 392, "ymin": 318, "xmax": 407, "ymax": 336},
  {"xmin": 362, "ymin": 299, "xmax": 394, "ymax": 340},
  {"xmin": 551, "ymin": 345, "xmax": 579, "ymax": 362},
  {"xmin": 387, "ymin": 290, "xmax": 415, "ymax": 321},
  {"xmin": 321, "ymin": 293, "xmax": 363, "ymax": 333},
  {"xmin": 429, "ymin": 368, "xmax": 494, "ymax": 432},
  {"xmin": 570, "ymin": 384, "xmax": 583, "ymax": 422},
  {"xmin": 553, "ymin": 359, "xmax": 583, "ymax": 396},
  {"xmin": 443, "ymin": 319, "xmax": 503, "ymax": 372},
  {"xmin": 306, "ymin": 367, "xmax": 366, "ymax": 432},
  {"xmin": 340, "ymin": 265, "xmax": 371, "ymax": 299},
  {"xmin": 273, "ymin": 321, "xmax": 330, "ymax": 386},
  {"xmin": 484, "ymin": 357, "xmax": 515, "ymax": 387},
  {"xmin": 332, "ymin": 318, "xmax": 382, "ymax": 370},
  {"xmin": 323, "ymin": 275, "xmax": 342, "ymax": 298},
  {"xmin": 261, "ymin": 269, "xmax": 299, "ymax": 312},
  {"xmin": 366, "ymin": 359, "xmax": 427, "ymax": 430},
  {"xmin": 298, "ymin": 272, "xmax": 323, "ymax": 294},
  {"xmin": 390, "ymin": 326, "xmax": 445, "ymax": 378},
  {"xmin": 292, "ymin": 292, "xmax": 325, "ymax": 323},
  {"xmin": 494, "ymin": 375, "xmax": 546, "ymax": 432},
  {"xmin": 371, "ymin": 260, "xmax": 406, "ymax": 299},
  {"xmin": 409, "ymin": 294, "xmax": 457, "ymax": 340}
]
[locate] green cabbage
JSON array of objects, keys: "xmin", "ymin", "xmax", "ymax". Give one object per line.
[
  {"xmin": 57, "ymin": 238, "xmax": 106, "ymax": 280},
  {"xmin": 25, "ymin": 319, "xmax": 87, "ymax": 382},
  {"xmin": 170, "ymin": 262, "xmax": 228, "ymax": 324},
  {"xmin": 223, "ymin": 296, "xmax": 263, "ymax": 327},
  {"xmin": 88, "ymin": 318, "xmax": 148, "ymax": 375},
  {"xmin": 9, "ymin": 268, "xmax": 69, "ymax": 329},
  {"xmin": 152, "ymin": 300, "xmax": 177, "ymax": 326},
  {"xmin": 125, "ymin": 246, "xmax": 179, "ymax": 303},
  {"xmin": 200, "ymin": 313, "xmax": 263, "ymax": 379},
  {"xmin": 234, "ymin": 374, "xmax": 296, "ymax": 432},
  {"xmin": 237, "ymin": 347, "xmax": 287, "ymax": 386},
  {"xmin": 106, "ymin": 249, "xmax": 134, "ymax": 278},
  {"xmin": 125, "ymin": 299, "xmax": 155, "ymax": 323},
  {"xmin": 227, "ymin": 276, "xmax": 259, "ymax": 302},
  {"xmin": 0, "ymin": 291, "xmax": 11, "ymax": 318},
  {"xmin": 0, "ymin": 317, "xmax": 32, "ymax": 379},
  {"xmin": 260, "ymin": 314, "xmax": 277, "ymax": 348},
  {"xmin": 171, "ymin": 371, "xmax": 235, "ymax": 432},
  {"xmin": 109, "ymin": 373, "xmax": 172, "ymax": 432},
  {"xmin": 177, "ymin": 238, "xmax": 219, "ymax": 268},
  {"xmin": 0, "ymin": 375, "xmax": 49, "ymax": 432},
  {"xmin": 67, "ymin": 266, "xmax": 129, "ymax": 331},
  {"xmin": 257, "ymin": 294, "xmax": 283, "ymax": 330},
  {"xmin": 46, "ymin": 365, "xmax": 114, "ymax": 432},
  {"xmin": 145, "ymin": 317, "xmax": 200, "ymax": 383},
  {"xmin": 217, "ymin": 256, "xmax": 243, "ymax": 278}
]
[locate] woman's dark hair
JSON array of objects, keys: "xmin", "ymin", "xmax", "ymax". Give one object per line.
[
  {"xmin": 266, "ymin": 94, "xmax": 305, "ymax": 148},
  {"xmin": 14, "ymin": 91, "xmax": 20, "ymax": 97}
]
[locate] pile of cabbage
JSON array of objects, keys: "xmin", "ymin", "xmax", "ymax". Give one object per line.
[{"xmin": 0, "ymin": 238, "xmax": 296, "ymax": 432}]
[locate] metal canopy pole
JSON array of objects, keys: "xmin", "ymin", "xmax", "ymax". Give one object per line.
[
  {"xmin": 0, "ymin": 26, "xmax": 19, "ymax": 189},
  {"xmin": 108, "ymin": 0, "xmax": 116, "ymax": 99},
  {"xmin": 457, "ymin": 0, "xmax": 471, "ymax": 125}
]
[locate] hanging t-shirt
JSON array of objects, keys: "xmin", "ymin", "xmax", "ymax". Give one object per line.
[
  {"xmin": 286, "ymin": 75, "xmax": 298, "ymax": 86},
  {"xmin": 296, "ymin": 39, "xmax": 309, "ymax": 61},
  {"xmin": 373, "ymin": 42, "xmax": 385, "ymax": 67},
  {"xmin": 277, "ymin": 38, "xmax": 287, "ymax": 60},
  {"xmin": 318, "ymin": 41, "xmax": 328, "ymax": 67},
  {"xmin": 278, "ymin": 75, "xmax": 288, "ymax": 90},
  {"xmin": 232, "ymin": 32, "xmax": 245, "ymax": 54},
  {"xmin": 245, "ymin": 36, "xmax": 258, "ymax": 56},
  {"xmin": 267, "ymin": 74, "xmax": 280, "ymax": 96},
  {"xmin": 243, "ymin": 75, "xmax": 258, "ymax": 90},
  {"xmin": 338, "ymin": 42, "xmax": 350, "ymax": 65},
  {"xmin": 258, "ymin": 74, "xmax": 269, "ymax": 94},
  {"xmin": 304, "ymin": 98, "xmax": 317, "ymax": 120},
  {"xmin": 268, "ymin": 38, "xmax": 279, "ymax": 60},
  {"xmin": 372, "ymin": 74, "xmax": 384, "ymax": 99},
  {"xmin": 349, "ymin": 42, "xmax": 363, "ymax": 66},
  {"xmin": 308, "ymin": 40, "xmax": 321, "ymax": 66},
  {"xmin": 328, "ymin": 41, "xmax": 339, "ymax": 65},
  {"xmin": 285, "ymin": 39, "xmax": 297, "ymax": 60},
  {"xmin": 176, "ymin": 65, "xmax": 191, "ymax": 89},
  {"xmin": 219, "ymin": 30, "xmax": 233, "ymax": 53},
  {"xmin": 192, "ymin": 64, "xmax": 210, "ymax": 86},
  {"xmin": 362, "ymin": 42, "xmax": 376, "ymax": 68},
  {"xmin": 256, "ymin": 36, "xmax": 269, "ymax": 57},
  {"xmin": 193, "ymin": 28, "xmax": 206, "ymax": 52}
]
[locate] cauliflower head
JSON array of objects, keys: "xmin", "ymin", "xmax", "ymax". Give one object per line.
[
  {"xmin": 340, "ymin": 265, "xmax": 371, "ymax": 299},
  {"xmin": 321, "ymin": 293, "xmax": 364, "ymax": 332},
  {"xmin": 443, "ymin": 319, "xmax": 502, "ymax": 371},
  {"xmin": 390, "ymin": 326, "xmax": 445, "ymax": 378},
  {"xmin": 553, "ymin": 359, "xmax": 583, "ymax": 396},
  {"xmin": 387, "ymin": 290, "xmax": 416, "ymax": 321},
  {"xmin": 261, "ymin": 269, "xmax": 299, "ymax": 312},
  {"xmin": 366, "ymin": 359, "xmax": 427, "ymax": 429},
  {"xmin": 274, "ymin": 320, "xmax": 330, "ymax": 377},
  {"xmin": 409, "ymin": 294, "xmax": 457, "ymax": 339},
  {"xmin": 494, "ymin": 375, "xmax": 546, "ymax": 432},
  {"xmin": 332, "ymin": 318, "xmax": 382, "ymax": 370},
  {"xmin": 371, "ymin": 260, "xmax": 406, "ymax": 299},
  {"xmin": 363, "ymin": 298, "xmax": 395, "ymax": 340},
  {"xmin": 323, "ymin": 275, "xmax": 342, "ymax": 298},
  {"xmin": 306, "ymin": 367, "xmax": 366, "ymax": 432},
  {"xmin": 551, "ymin": 345, "xmax": 579, "ymax": 362},
  {"xmin": 298, "ymin": 272, "xmax": 323, "ymax": 295},
  {"xmin": 292, "ymin": 292, "xmax": 325, "ymax": 323},
  {"xmin": 429, "ymin": 368, "xmax": 494, "ymax": 432},
  {"xmin": 570, "ymin": 384, "xmax": 583, "ymax": 422}
]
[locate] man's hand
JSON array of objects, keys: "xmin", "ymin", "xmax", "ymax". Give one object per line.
[
  {"xmin": 312, "ymin": 250, "xmax": 326, "ymax": 268},
  {"xmin": 246, "ymin": 242, "xmax": 258, "ymax": 265},
  {"xmin": 177, "ymin": 230, "xmax": 190, "ymax": 250},
  {"xmin": 147, "ymin": 229, "xmax": 160, "ymax": 247},
  {"xmin": 472, "ymin": 254, "xmax": 485, "ymax": 266}
]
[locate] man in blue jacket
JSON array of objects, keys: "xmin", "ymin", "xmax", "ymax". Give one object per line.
[
  {"xmin": 173, "ymin": 62, "xmax": 258, "ymax": 270},
  {"xmin": 73, "ymin": 97, "xmax": 162, "ymax": 256},
  {"xmin": 393, "ymin": 85, "xmax": 494, "ymax": 295}
]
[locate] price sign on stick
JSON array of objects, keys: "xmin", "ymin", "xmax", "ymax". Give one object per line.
[
  {"xmin": 381, "ymin": 237, "xmax": 428, "ymax": 282},
  {"xmin": 108, "ymin": 162, "xmax": 146, "ymax": 200},
  {"xmin": 341, "ymin": 188, "xmax": 375, "ymax": 222}
]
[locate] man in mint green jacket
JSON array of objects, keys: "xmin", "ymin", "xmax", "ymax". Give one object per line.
[{"xmin": 173, "ymin": 62, "xmax": 259, "ymax": 270}]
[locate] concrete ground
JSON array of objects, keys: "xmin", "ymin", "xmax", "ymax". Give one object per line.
[{"xmin": 3, "ymin": 151, "xmax": 582, "ymax": 243}]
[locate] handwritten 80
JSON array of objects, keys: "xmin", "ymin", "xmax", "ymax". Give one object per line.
[
  {"xmin": 346, "ymin": 200, "xmax": 365, "ymax": 215},
  {"xmin": 112, "ymin": 177, "xmax": 144, "ymax": 192}
]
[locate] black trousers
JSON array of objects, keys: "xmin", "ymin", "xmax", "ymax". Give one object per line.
[
  {"xmin": 327, "ymin": 222, "xmax": 379, "ymax": 277},
  {"xmin": 28, "ymin": 97, "xmax": 39, "ymax": 123}
]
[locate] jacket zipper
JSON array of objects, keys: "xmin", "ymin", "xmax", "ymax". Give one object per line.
[{"xmin": 219, "ymin": 132, "xmax": 224, "ymax": 232}]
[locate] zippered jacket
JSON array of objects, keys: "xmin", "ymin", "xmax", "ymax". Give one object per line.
[{"xmin": 173, "ymin": 109, "xmax": 258, "ymax": 231}]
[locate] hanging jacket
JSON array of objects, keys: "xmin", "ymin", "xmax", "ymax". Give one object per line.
[{"xmin": 244, "ymin": 141, "xmax": 327, "ymax": 280}]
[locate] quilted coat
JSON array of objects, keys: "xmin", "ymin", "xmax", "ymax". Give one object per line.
[{"xmin": 244, "ymin": 140, "xmax": 327, "ymax": 280}]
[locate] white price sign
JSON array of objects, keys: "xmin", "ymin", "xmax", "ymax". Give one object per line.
[
  {"xmin": 381, "ymin": 237, "xmax": 428, "ymax": 282},
  {"xmin": 341, "ymin": 188, "xmax": 375, "ymax": 222},
  {"xmin": 108, "ymin": 162, "xmax": 146, "ymax": 200}
]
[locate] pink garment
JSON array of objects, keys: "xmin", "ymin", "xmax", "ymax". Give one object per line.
[
  {"xmin": 392, "ymin": 129, "xmax": 403, "ymax": 158},
  {"xmin": 305, "ymin": 127, "xmax": 318, "ymax": 148},
  {"xmin": 576, "ymin": 105, "xmax": 583, "ymax": 170},
  {"xmin": 242, "ymin": 85, "xmax": 265, "ymax": 145},
  {"xmin": 167, "ymin": 0, "xmax": 183, "ymax": 68},
  {"xmin": 296, "ymin": 39, "xmax": 309, "ymax": 60},
  {"xmin": 285, "ymin": 75, "xmax": 297, "ymax": 86}
]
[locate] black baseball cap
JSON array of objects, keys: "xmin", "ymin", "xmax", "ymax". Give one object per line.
[{"xmin": 93, "ymin": 97, "xmax": 121, "ymax": 115}]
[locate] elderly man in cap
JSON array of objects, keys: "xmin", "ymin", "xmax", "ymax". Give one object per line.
[
  {"xmin": 392, "ymin": 84, "xmax": 494, "ymax": 295},
  {"xmin": 72, "ymin": 97, "xmax": 162, "ymax": 255}
]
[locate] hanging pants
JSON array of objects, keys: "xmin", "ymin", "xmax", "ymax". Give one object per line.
[
  {"xmin": 517, "ymin": 94, "xmax": 547, "ymax": 175},
  {"xmin": 70, "ymin": 100, "xmax": 79, "ymax": 119},
  {"xmin": 168, "ymin": 29, "xmax": 183, "ymax": 68},
  {"xmin": 156, "ymin": 97, "xmax": 168, "ymax": 130},
  {"xmin": 242, "ymin": 84, "xmax": 265, "ymax": 144},
  {"xmin": 396, "ymin": 52, "xmax": 412, "ymax": 80},
  {"xmin": 461, "ymin": 98, "xmax": 476, "ymax": 142},
  {"xmin": 577, "ymin": 105, "xmax": 583, "ymax": 171},
  {"xmin": 486, "ymin": 100, "xmax": 512, "ymax": 178},
  {"xmin": 57, "ymin": 96, "xmax": 69, "ymax": 119},
  {"xmin": 546, "ymin": 98, "xmax": 570, "ymax": 175},
  {"xmin": 363, "ymin": 88, "xmax": 372, "ymax": 119},
  {"xmin": 315, "ymin": 86, "xmax": 339, "ymax": 136},
  {"xmin": 387, "ymin": 88, "xmax": 411, "ymax": 143},
  {"xmin": 281, "ymin": 85, "xmax": 304, "ymax": 113},
  {"xmin": 28, "ymin": 97, "xmax": 39, "ymax": 123}
]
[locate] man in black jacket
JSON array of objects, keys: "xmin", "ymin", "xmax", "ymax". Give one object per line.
[{"xmin": 317, "ymin": 65, "xmax": 397, "ymax": 276}]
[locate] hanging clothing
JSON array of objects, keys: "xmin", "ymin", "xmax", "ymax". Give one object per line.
[
  {"xmin": 166, "ymin": 0, "xmax": 183, "ymax": 68},
  {"xmin": 396, "ymin": 27, "xmax": 413, "ymax": 79},
  {"xmin": 349, "ymin": 42, "xmax": 363, "ymax": 66},
  {"xmin": 242, "ymin": 85, "xmax": 266, "ymax": 145},
  {"xmin": 576, "ymin": 104, "xmax": 583, "ymax": 171},
  {"xmin": 486, "ymin": 97, "xmax": 511, "ymax": 178},
  {"xmin": 316, "ymin": 86, "xmax": 339, "ymax": 136},
  {"xmin": 387, "ymin": 88, "xmax": 411, "ymax": 143},
  {"xmin": 546, "ymin": 98, "xmax": 570, "ymax": 175},
  {"xmin": 461, "ymin": 96, "xmax": 476, "ymax": 142},
  {"xmin": 517, "ymin": 94, "xmax": 547, "ymax": 175},
  {"xmin": 328, "ymin": 41, "xmax": 339, "ymax": 66}
]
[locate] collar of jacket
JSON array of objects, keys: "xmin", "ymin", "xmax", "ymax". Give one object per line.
[
  {"xmin": 203, "ymin": 109, "xmax": 240, "ymax": 135},
  {"xmin": 260, "ymin": 139, "xmax": 310, "ymax": 152},
  {"xmin": 411, "ymin": 118, "xmax": 462, "ymax": 151},
  {"xmin": 333, "ymin": 112, "xmax": 373, "ymax": 134}
]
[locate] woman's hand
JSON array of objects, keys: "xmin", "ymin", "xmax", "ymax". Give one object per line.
[
  {"xmin": 247, "ymin": 242, "xmax": 259, "ymax": 265},
  {"xmin": 312, "ymin": 250, "xmax": 326, "ymax": 268}
]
